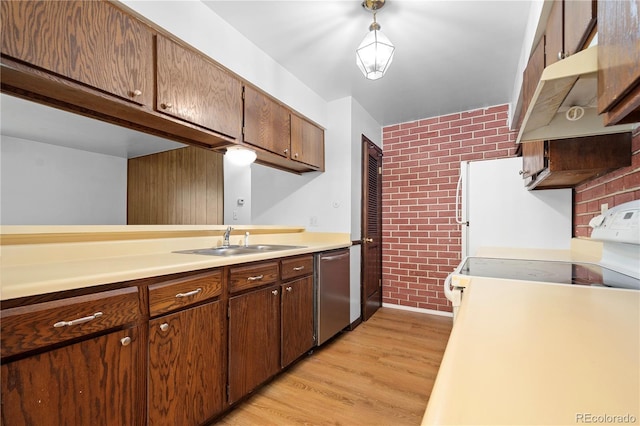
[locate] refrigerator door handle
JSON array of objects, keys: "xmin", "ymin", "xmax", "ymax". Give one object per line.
[{"xmin": 455, "ymin": 173, "xmax": 465, "ymax": 225}]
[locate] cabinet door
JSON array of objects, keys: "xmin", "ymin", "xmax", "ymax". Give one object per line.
[
  {"xmin": 281, "ymin": 276, "xmax": 315, "ymax": 368},
  {"xmin": 521, "ymin": 140, "xmax": 545, "ymax": 180},
  {"xmin": 597, "ymin": 0, "xmax": 640, "ymax": 120},
  {"xmin": 290, "ymin": 114, "xmax": 325, "ymax": 170},
  {"xmin": 228, "ymin": 286, "xmax": 280, "ymax": 404},
  {"xmin": 1, "ymin": 327, "xmax": 140, "ymax": 426},
  {"xmin": 545, "ymin": 0, "xmax": 564, "ymax": 66},
  {"xmin": 243, "ymin": 86, "xmax": 291, "ymax": 157},
  {"xmin": 564, "ymin": 0, "xmax": 596, "ymax": 57},
  {"xmin": 148, "ymin": 301, "xmax": 225, "ymax": 426},
  {"xmin": 156, "ymin": 35, "xmax": 242, "ymax": 140},
  {"xmin": 0, "ymin": 1, "xmax": 153, "ymax": 106},
  {"xmin": 519, "ymin": 36, "xmax": 545, "ymax": 128}
]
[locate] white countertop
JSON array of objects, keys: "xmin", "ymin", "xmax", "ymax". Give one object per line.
[{"xmin": 422, "ymin": 276, "xmax": 640, "ymax": 425}]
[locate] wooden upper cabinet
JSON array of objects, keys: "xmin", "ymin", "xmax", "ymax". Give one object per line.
[
  {"xmin": 156, "ymin": 35, "xmax": 242, "ymax": 140},
  {"xmin": 519, "ymin": 36, "xmax": 546, "ymax": 128},
  {"xmin": 545, "ymin": 0, "xmax": 564, "ymax": 67},
  {"xmin": 243, "ymin": 85, "xmax": 291, "ymax": 157},
  {"xmin": 290, "ymin": 114, "xmax": 325, "ymax": 170},
  {"xmin": 564, "ymin": 0, "xmax": 596, "ymax": 57},
  {"xmin": 521, "ymin": 140, "xmax": 546, "ymax": 184},
  {"xmin": 597, "ymin": 0, "xmax": 640, "ymax": 125},
  {"xmin": 0, "ymin": 0, "xmax": 154, "ymax": 106},
  {"xmin": 545, "ymin": 0, "xmax": 596, "ymax": 66}
]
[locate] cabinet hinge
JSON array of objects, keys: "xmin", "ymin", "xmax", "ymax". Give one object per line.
[
  {"xmin": 379, "ymin": 278, "xmax": 382, "ymax": 288},
  {"xmin": 226, "ymin": 384, "xmax": 230, "ymax": 400},
  {"xmin": 378, "ymin": 166, "xmax": 382, "ymax": 175}
]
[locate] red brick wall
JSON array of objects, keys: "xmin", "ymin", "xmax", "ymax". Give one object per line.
[
  {"xmin": 574, "ymin": 128, "xmax": 640, "ymax": 237},
  {"xmin": 381, "ymin": 104, "xmax": 518, "ymax": 313}
]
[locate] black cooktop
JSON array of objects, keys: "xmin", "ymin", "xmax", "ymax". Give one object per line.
[{"xmin": 458, "ymin": 257, "xmax": 640, "ymax": 290}]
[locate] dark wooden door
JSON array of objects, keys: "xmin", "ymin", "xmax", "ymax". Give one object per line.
[
  {"xmin": 228, "ymin": 285, "xmax": 280, "ymax": 404},
  {"xmin": 1, "ymin": 327, "xmax": 141, "ymax": 425},
  {"xmin": 564, "ymin": 0, "xmax": 596, "ymax": 56},
  {"xmin": 156, "ymin": 34, "xmax": 242, "ymax": 140},
  {"xmin": 545, "ymin": 0, "xmax": 564, "ymax": 66},
  {"xmin": 0, "ymin": 1, "xmax": 153, "ymax": 106},
  {"xmin": 361, "ymin": 135, "xmax": 383, "ymax": 321},
  {"xmin": 148, "ymin": 301, "xmax": 225, "ymax": 426},
  {"xmin": 281, "ymin": 276, "xmax": 315, "ymax": 367}
]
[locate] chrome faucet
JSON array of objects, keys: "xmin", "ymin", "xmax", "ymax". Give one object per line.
[{"xmin": 223, "ymin": 226, "xmax": 233, "ymax": 247}]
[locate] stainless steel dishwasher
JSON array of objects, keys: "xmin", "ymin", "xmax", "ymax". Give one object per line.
[{"xmin": 315, "ymin": 248, "xmax": 350, "ymax": 345}]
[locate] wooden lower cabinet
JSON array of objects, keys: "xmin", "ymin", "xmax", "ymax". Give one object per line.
[
  {"xmin": 281, "ymin": 276, "xmax": 315, "ymax": 368},
  {"xmin": 1, "ymin": 326, "xmax": 141, "ymax": 426},
  {"xmin": 148, "ymin": 300, "xmax": 225, "ymax": 426},
  {"xmin": 228, "ymin": 285, "xmax": 280, "ymax": 404}
]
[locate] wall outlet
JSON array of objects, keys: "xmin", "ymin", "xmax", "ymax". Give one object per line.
[
  {"xmin": 233, "ymin": 210, "xmax": 238, "ymax": 220},
  {"xmin": 601, "ymin": 203, "xmax": 608, "ymax": 215}
]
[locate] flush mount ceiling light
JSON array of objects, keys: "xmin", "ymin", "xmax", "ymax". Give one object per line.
[
  {"xmin": 225, "ymin": 146, "xmax": 257, "ymax": 166},
  {"xmin": 356, "ymin": 0, "xmax": 395, "ymax": 80}
]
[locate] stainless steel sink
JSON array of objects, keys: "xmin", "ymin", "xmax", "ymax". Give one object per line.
[{"xmin": 174, "ymin": 244, "xmax": 306, "ymax": 257}]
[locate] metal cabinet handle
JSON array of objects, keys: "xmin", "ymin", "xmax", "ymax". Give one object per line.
[
  {"xmin": 160, "ymin": 323, "xmax": 169, "ymax": 332},
  {"xmin": 247, "ymin": 275, "xmax": 264, "ymax": 281},
  {"xmin": 292, "ymin": 266, "xmax": 305, "ymax": 271},
  {"xmin": 176, "ymin": 288, "xmax": 202, "ymax": 298},
  {"xmin": 53, "ymin": 312, "xmax": 103, "ymax": 328},
  {"xmin": 120, "ymin": 336, "xmax": 132, "ymax": 346},
  {"xmin": 131, "ymin": 89, "xmax": 142, "ymax": 97},
  {"xmin": 294, "ymin": 153, "xmax": 299, "ymax": 158},
  {"xmin": 161, "ymin": 102, "xmax": 173, "ymax": 109},
  {"xmin": 519, "ymin": 170, "xmax": 527, "ymax": 175},
  {"xmin": 272, "ymin": 290, "xmax": 279, "ymax": 295},
  {"xmin": 284, "ymin": 148, "xmax": 289, "ymax": 154},
  {"xmin": 285, "ymin": 286, "xmax": 292, "ymax": 292}
]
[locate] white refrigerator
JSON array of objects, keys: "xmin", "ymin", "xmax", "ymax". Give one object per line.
[{"xmin": 458, "ymin": 157, "xmax": 572, "ymax": 257}]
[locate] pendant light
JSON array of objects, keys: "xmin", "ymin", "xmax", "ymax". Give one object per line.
[{"xmin": 356, "ymin": 0, "xmax": 395, "ymax": 80}]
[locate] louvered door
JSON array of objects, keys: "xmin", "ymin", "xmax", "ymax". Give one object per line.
[{"xmin": 361, "ymin": 136, "xmax": 383, "ymax": 321}]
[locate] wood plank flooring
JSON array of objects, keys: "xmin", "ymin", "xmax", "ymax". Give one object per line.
[{"xmin": 216, "ymin": 307, "xmax": 453, "ymax": 426}]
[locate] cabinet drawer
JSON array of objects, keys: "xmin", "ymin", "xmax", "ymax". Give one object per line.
[
  {"xmin": 281, "ymin": 255, "xmax": 314, "ymax": 281},
  {"xmin": 229, "ymin": 262, "xmax": 279, "ymax": 294},
  {"xmin": 148, "ymin": 270, "xmax": 222, "ymax": 317},
  {"xmin": 1, "ymin": 287, "xmax": 140, "ymax": 359}
]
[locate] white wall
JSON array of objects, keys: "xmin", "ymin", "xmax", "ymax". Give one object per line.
[
  {"xmin": 252, "ymin": 97, "xmax": 352, "ymax": 232},
  {"xmin": 0, "ymin": 136, "xmax": 127, "ymax": 225},
  {"xmin": 223, "ymin": 157, "xmax": 252, "ymax": 225}
]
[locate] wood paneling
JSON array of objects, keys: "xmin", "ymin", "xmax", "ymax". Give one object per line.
[
  {"xmin": 127, "ymin": 146, "xmax": 223, "ymax": 225},
  {"xmin": 156, "ymin": 35, "xmax": 242, "ymax": 140},
  {"xmin": 217, "ymin": 308, "xmax": 453, "ymax": 425},
  {"xmin": 1, "ymin": 0, "xmax": 153, "ymax": 106}
]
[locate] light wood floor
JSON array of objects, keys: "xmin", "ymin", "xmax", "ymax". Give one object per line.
[{"xmin": 216, "ymin": 307, "xmax": 453, "ymax": 426}]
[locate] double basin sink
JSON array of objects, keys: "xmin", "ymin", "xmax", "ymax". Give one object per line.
[{"xmin": 175, "ymin": 244, "xmax": 306, "ymax": 257}]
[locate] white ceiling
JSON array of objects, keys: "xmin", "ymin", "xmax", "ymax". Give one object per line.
[{"xmin": 202, "ymin": 0, "xmax": 534, "ymax": 126}]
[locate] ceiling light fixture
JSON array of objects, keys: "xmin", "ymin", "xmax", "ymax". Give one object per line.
[
  {"xmin": 356, "ymin": 0, "xmax": 395, "ymax": 80},
  {"xmin": 225, "ymin": 146, "xmax": 257, "ymax": 166}
]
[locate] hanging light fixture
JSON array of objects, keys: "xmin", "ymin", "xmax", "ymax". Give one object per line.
[
  {"xmin": 356, "ymin": 0, "xmax": 395, "ymax": 80},
  {"xmin": 225, "ymin": 146, "xmax": 257, "ymax": 166}
]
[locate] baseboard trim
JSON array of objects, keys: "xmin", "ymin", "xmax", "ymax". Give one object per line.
[{"xmin": 382, "ymin": 303, "xmax": 453, "ymax": 318}]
